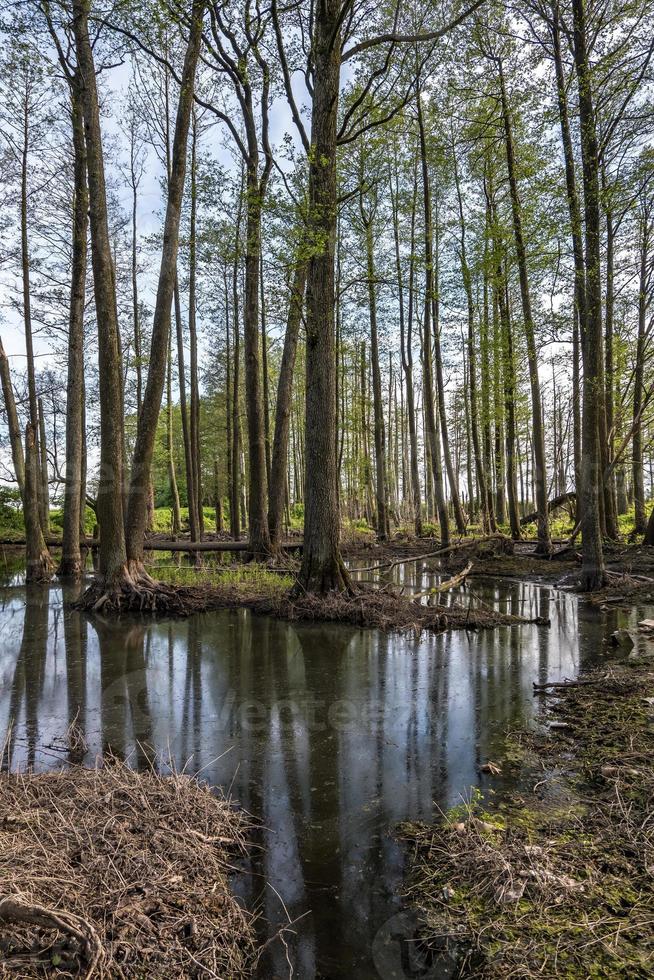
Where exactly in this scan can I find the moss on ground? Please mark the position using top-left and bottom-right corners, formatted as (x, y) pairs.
(402, 662), (654, 979)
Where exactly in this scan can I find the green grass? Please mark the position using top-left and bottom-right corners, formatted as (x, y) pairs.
(147, 560), (293, 595)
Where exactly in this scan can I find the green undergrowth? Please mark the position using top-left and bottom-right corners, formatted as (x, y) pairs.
(402, 661), (654, 978)
(147, 560), (294, 596)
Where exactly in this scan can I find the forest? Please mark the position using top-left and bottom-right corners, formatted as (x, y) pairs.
(0, 0), (653, 978)
(0, 0), (650, 604)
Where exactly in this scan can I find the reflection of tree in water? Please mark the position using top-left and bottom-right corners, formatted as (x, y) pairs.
(5, 585), (50, 768)
(94, 618), (153, 769)
(61, 583), (88, 742)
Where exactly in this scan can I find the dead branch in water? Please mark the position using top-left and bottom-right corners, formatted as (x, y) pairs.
(356, 535), (511, 574)
(409, 562), (473, 603)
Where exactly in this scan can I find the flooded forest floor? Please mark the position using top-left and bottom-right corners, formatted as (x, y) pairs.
(402, 652), (654, 979)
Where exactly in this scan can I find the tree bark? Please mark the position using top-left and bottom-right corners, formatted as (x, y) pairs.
(498, 58), (551, 554)
(392, 158), (422, 535)
(295, 0), (351, 592)
(243, 158), (272, 556)
(571, 0), (607, 588)
(125, 1), (204, 565)
(0, 338), (25, 498)
(73, 0), (127, 586)
(633, 213), (649, 534)
(418, 93), (449, 546)
(361, 198), (390, 540)
(60, 81), (87, 577)
(24, 423), (53, 582)
(269, 254), (306, 546)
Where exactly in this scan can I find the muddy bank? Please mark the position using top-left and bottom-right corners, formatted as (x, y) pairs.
(0, 759), (255, 978)
(75, 576), (549, 632)
(402, 653), (654, 978)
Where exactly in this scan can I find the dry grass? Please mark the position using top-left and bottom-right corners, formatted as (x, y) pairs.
(402, 665), (654, 978)
(0, 757), (255, 978)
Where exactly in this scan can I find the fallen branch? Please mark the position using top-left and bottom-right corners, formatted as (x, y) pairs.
(0, 896), (104, 977)
(520, 492), (576, 527)
(357, 535), (510, 574)
(410, 562), (473, 603)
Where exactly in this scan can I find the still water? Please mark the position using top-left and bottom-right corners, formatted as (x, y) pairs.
(0, 558), (649, 979)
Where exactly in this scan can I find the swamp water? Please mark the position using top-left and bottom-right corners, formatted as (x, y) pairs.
(0, 557), (651, 979)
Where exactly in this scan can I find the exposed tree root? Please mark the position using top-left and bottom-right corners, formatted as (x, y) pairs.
(26, 548), (54, 584)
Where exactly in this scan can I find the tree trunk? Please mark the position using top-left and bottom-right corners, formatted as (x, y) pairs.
(0, 338), (25, 498)
(432, 192), (466, 533)
(243, 159), (272, 557)
(418, 94), (449, 547)
(260, 258), (272, 488)
(362, 206), (390, 540)
(125, 1), (204, 565)
(499, 272), (521, 538)
(188, 115), (203, 539)
(633, 215), (649, 534)
(24, 424), (53, 582)
(571, 0), (607, 588)
(20, 79), (44, 534)
(393, 160), (422, 536)
(73, 0), (127, 587)
(295, 0), (351, 592)
(166, 331), (181, 537)
(60, 81), (87, 577)
(498, 59), (551, 554)
(454, 154), (487, 532)
(269, 255), (306, 546)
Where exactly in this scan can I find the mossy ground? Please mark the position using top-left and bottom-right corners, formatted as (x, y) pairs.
(402, 662), (654, 978)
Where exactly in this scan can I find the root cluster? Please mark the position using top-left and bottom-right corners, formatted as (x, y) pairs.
(73, 572), (548, 632)
(0, 760), (255, 978)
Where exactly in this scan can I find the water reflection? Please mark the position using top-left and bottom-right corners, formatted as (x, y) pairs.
(0, 577), (651, 978)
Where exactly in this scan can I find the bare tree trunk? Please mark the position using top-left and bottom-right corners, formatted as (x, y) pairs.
(20, 79), (45, 535)
(73, 0), (128, 587)
(166, 332), (181, 537)
(188, 114), (203, 538)
(269, 255), (306, 546)
(243, 158), (272, 556)
(260, 258), (272, 488)
(602, 174), (618, 537)
(432, 193), (466, 533)
(571, 0), (607, 588)
(24, 424), (53, 582)
(37, 398), (49, 535)
(231, 213), (242, 541)
(454, 153), (487, 532)
(498, 59), (551, 554)
(361, 201), (390, 540)
(633, 216), (649, 534)
(551, 2), (585, 522)
(0, 338), (25, 498)
(295, 0), (351, 592)
(125, 2), (204, 565)
(60, 82), (87, 576)
(214, 458), (223, 534)
(500, 271), (521, 538)
(418, 94), (449, 546)
(392, 158), (422, 535)
(175, 280), (198, 542)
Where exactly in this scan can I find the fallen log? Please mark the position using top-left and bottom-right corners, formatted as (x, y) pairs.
(0, 537), (303, 554)
(520, 492), (576, 527)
